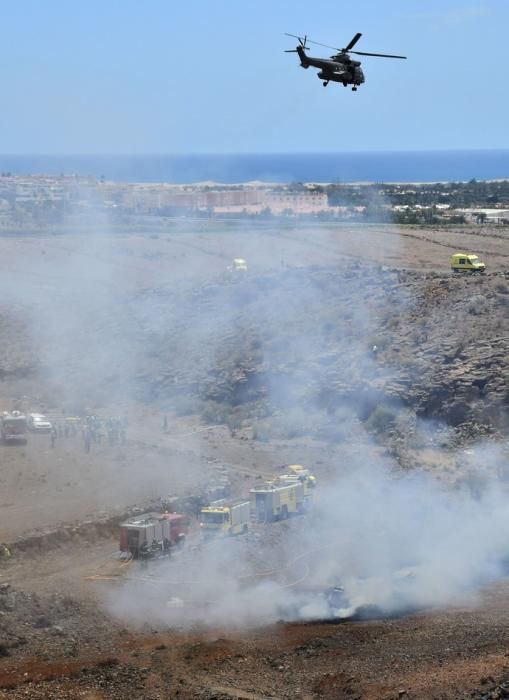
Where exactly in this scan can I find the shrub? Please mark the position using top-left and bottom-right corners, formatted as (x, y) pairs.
(365, 405), (397, 434)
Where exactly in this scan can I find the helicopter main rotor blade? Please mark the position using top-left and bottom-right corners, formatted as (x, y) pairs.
(344, 32), (362, 51)
(350, 50), (406, 59)
(284, 32), (406, 59)
(284, 49), (299, 53)
(302, 38), (341, 51)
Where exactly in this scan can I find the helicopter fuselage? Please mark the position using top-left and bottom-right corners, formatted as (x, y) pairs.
(297, 46), (365, 87)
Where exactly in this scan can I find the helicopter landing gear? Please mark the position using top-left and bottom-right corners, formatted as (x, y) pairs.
(322, 80), (329, 87)
(352, 86), (358, 91)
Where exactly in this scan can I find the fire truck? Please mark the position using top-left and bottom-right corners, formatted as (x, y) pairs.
(278, 469), (316, 506)
(250, 480), (306, 523)
(1, 411), (28, 444)
(119, 512), (188, 558)
(200, 499), (250, 538)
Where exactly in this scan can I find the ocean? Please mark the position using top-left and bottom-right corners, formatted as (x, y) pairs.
(0, 150), (508, 184)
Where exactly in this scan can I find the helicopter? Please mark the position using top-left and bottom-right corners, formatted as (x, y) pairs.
(285, 32), (406, 90)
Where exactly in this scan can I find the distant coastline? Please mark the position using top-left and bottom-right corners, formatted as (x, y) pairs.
(0, 173), (508, 228)
(0, 150), (508, 185)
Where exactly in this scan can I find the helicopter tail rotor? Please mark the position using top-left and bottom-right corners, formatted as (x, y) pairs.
(284, 33), (309, 51)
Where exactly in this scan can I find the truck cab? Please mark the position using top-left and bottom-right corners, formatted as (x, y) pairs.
(200, 499), (250, 537)
(451, 252), (485, 273)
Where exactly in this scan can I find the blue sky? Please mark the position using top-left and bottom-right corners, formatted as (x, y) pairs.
(0, 0), (506, 154)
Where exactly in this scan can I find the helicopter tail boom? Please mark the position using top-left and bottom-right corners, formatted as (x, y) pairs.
(296, 45), (309, 68)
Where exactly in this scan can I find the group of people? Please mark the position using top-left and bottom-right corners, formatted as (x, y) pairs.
(49, 415), (128, 452)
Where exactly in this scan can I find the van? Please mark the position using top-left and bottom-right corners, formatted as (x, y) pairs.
(27, 413), (53, 433)
(450, 253), (485, 274)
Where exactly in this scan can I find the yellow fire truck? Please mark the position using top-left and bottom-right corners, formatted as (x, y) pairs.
(250, 480), (306, 523)
(200, 498), (250, 538)
(278, 472), (316, 508)
(287, 464), (306, 474)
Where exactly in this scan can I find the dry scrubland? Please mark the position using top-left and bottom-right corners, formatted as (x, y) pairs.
(1, 222), (509, 698)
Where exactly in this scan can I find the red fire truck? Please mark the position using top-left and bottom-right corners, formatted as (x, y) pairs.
(119, 512), (189, 558)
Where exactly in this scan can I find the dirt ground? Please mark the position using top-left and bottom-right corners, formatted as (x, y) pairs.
(1, 222), (509, 698)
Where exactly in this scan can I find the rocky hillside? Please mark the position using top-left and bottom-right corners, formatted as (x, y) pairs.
(0, 264), (507, 445)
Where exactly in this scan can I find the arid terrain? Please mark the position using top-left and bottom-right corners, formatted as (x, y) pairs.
(1, 221), (509, 699)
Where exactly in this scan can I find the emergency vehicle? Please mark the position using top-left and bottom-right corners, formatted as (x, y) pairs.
(200, 499), (250, 537)
(250, 481), (305, 523)
(1, 411), (28, 444)
(119, 512), (188, 558)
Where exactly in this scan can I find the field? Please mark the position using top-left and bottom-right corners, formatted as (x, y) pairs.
(1, 221), (509, 699)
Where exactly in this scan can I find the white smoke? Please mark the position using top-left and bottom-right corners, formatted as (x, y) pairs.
(2, 178), (505, 628)
(102, 200), (509, 629)
(105, 439), (509, 629)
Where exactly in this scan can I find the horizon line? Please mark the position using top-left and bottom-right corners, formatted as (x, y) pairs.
(0, 148), (508, 158)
